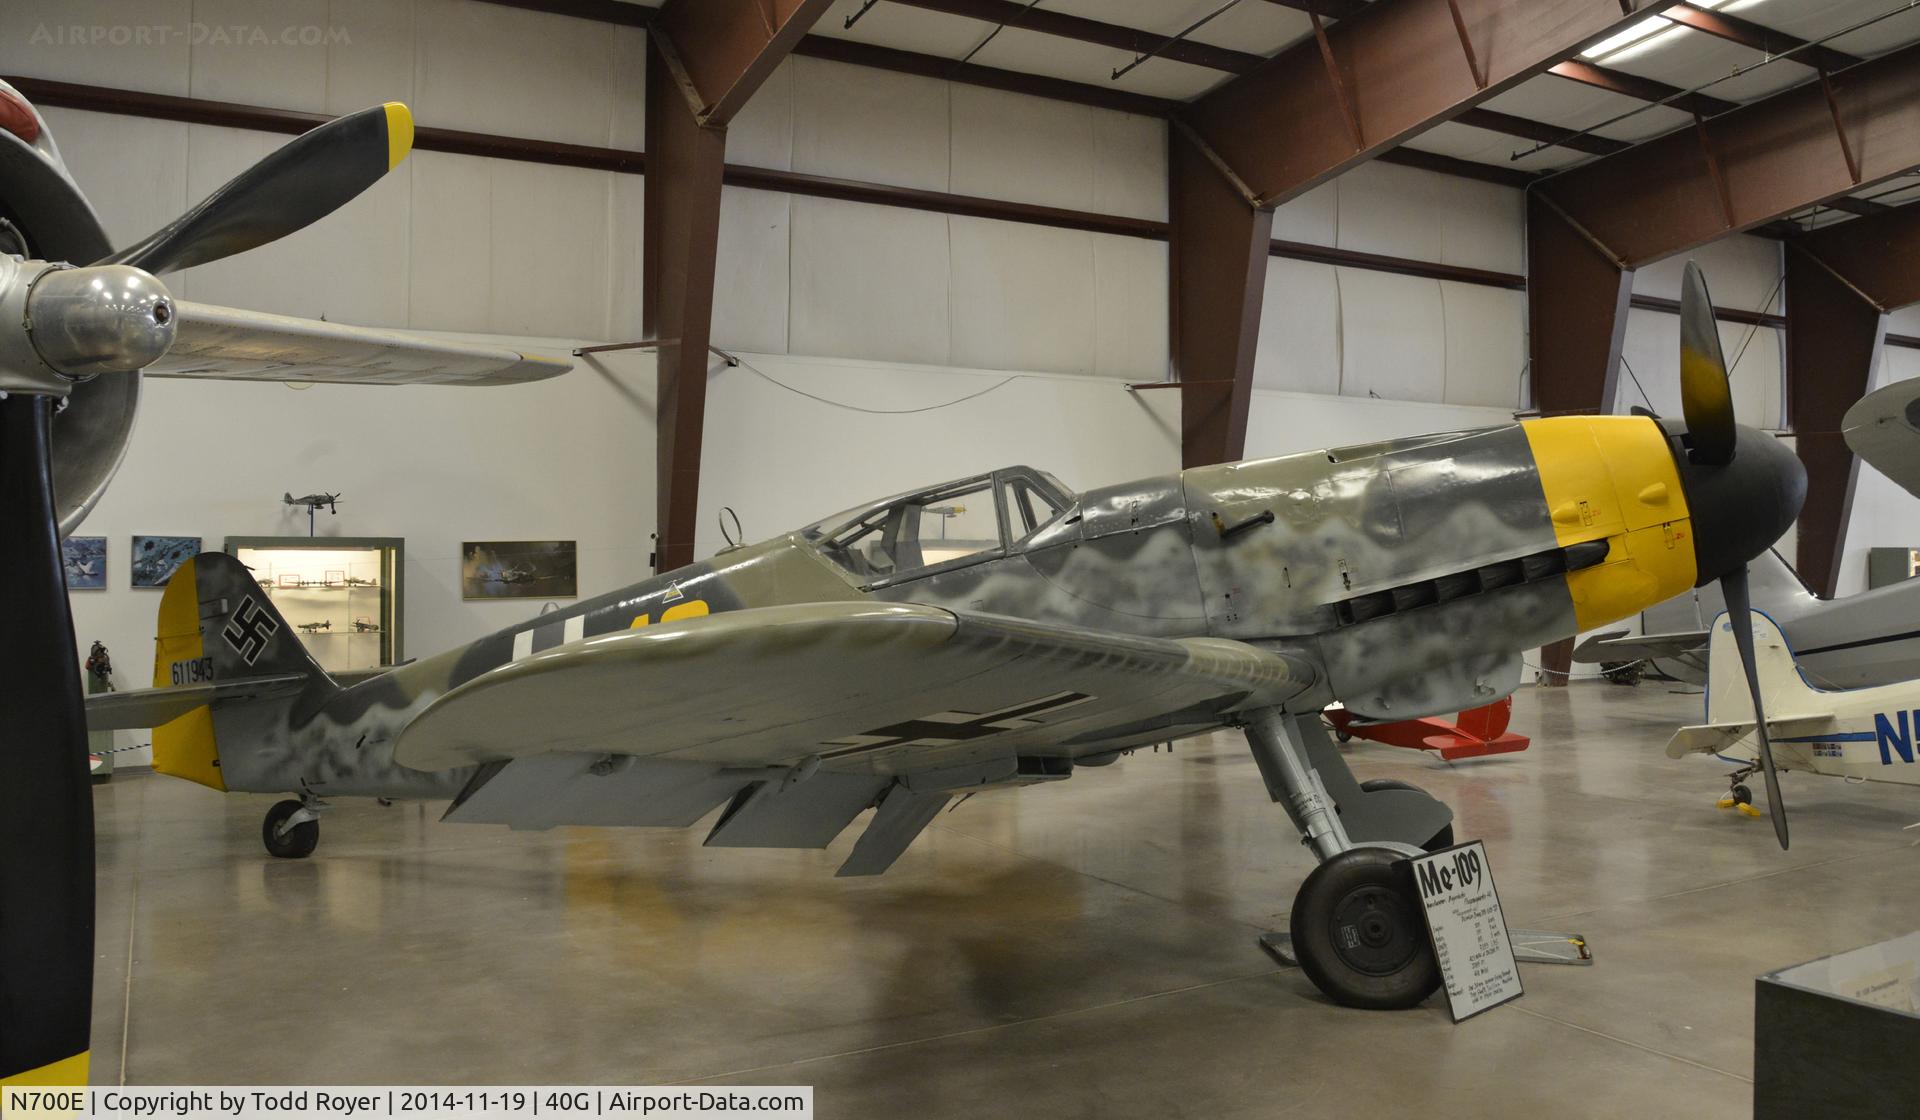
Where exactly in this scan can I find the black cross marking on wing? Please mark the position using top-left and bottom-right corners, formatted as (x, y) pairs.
(222, 596), (279, 666)
(821, 691), (1094, 756)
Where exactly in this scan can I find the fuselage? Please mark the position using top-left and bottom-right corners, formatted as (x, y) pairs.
(212, 414), (1790, 801)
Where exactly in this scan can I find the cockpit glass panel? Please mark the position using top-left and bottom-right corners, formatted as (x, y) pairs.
(812, 476), (1003, 581)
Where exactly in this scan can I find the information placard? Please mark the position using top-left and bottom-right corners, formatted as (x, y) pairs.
(1406, 839), (1522, 1022)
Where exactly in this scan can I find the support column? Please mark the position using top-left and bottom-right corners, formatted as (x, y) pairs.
(1785, 245), (1885, 598)
(1169, 127), (1272, 468)
(642, 0), (834, 572)
(643, 37), (727, 573)
(1526, 191), (1632, 417)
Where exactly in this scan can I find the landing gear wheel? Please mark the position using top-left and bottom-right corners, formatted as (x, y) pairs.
(1357, 778), (1455, 852)
(1289, 847), (1440, 1010)
(262, 799), (319, 859)
(1731, 783), (1752, 806)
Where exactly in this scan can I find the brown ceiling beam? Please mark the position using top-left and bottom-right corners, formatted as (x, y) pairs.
(789, 35), (1177, 115)
(1822, 196), (1893, 217)
(1548, 58), (1736, 116)
(1455, 107), (1628, 155)
(1260, 0), (1372, 17)
(1180, 0), (1682, 208)
(1374, 146), (1538, 188)
(883, 0), (1266, 74)
(1535, 41), (1920, 268)
(1663, 3), (1861, 72)
(657, 0), (835, 125)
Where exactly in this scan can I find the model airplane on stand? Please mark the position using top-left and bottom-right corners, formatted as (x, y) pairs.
(1576, 376), (1920, 691)
(90, 263), (1806, 1011)
(0, 81), (569, 1087)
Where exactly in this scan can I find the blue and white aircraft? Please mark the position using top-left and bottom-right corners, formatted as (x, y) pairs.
(1668, 610), (1920, 817)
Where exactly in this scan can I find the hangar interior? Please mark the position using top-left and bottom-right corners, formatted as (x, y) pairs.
(7, 0), (1920, 1114)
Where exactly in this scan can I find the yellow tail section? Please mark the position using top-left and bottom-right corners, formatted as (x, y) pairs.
(150, 557), (225, 791)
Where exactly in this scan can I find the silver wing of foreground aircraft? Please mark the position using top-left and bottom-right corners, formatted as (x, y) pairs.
(1577, 376), (1920, 690)
(0, 80), (568, 1085)
(89, 262), (1811, 1014)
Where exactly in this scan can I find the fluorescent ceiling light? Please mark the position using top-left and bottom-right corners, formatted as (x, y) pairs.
(1581, 0), (1746, 62)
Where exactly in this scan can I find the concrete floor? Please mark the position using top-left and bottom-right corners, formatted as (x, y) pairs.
(90, 681), (1920, 1116)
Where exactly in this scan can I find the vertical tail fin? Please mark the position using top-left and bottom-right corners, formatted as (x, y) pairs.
(151, 553), (333, 789)
(1704, 610), (1821, 724)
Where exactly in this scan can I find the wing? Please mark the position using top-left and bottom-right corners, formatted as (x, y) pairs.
(85, 674), (308, 730)
(397, 602), (1315, 875)
(149, 301), (570, 386)
(1572, 628), (1709, 664)
(1665, 715), (1835, 759)
(1843, 377), (1920, 501)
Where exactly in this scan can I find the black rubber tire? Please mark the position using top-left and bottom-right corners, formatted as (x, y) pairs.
(262, 799), (319, 859)
(1289, 847), (1440, 1010)
(1731, 783), (1753, 806)
(1357, 778), (1454, 852)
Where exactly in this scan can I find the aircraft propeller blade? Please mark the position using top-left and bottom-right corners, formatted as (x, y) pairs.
(95, 102), (413, 275)
(1721, 566), (1789, 850)
(1679, 261), (1737, 466)
(0, 397), (94, 1085)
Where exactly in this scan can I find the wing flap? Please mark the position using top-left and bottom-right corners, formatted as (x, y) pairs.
(394, 602), (1315, 773)
(152, 301), (570, 386)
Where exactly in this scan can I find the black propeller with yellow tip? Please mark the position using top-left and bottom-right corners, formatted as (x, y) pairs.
(0, 99), (413, 1086)
(1665, 260), (1806, 850)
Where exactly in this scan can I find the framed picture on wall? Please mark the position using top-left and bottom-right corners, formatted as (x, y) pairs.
(461, 540), (578, 600)
(130, 535), (201, 589)
(63, 536), (106, 590)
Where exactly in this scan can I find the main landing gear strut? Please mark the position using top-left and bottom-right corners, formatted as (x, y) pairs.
(1243, 708), (1589, 1009)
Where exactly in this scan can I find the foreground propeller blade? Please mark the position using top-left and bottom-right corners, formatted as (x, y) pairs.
(0, 397), (93, 1086)
(1722, 566), (1789, 850)
(1679, 260), (1737, 466)
(96, 102), (413, 275)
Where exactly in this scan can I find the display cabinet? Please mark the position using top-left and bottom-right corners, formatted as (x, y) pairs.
(225, 536), (404, 673)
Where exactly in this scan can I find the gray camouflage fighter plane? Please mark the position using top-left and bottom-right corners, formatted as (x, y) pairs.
(1576, 375), (1920, 689)
(90, 263), (1808, 1011)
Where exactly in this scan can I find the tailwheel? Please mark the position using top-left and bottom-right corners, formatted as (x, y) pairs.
(1717, 779), (1762, 817)
(1289, 847), (1439, 1010)
(262, 798), (320, 859)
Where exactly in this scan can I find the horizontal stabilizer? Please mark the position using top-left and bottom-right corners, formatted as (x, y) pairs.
(1573, 629), (1709, 664)
(443, 754), (746, 830)
(1666, 715), (1835, 759)
(84, 674), (307, 730)
(154, 301), (571, 386)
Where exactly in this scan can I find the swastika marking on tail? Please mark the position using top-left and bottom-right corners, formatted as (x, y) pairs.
(222, 596), (279, 665)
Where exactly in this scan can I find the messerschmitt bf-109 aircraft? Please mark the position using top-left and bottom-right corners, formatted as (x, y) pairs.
(1577, 375), (1920, 690)
(0, 82), (569, 1087)
(90, 264), (1808, 1011)
(1668, 611), (1920, 812)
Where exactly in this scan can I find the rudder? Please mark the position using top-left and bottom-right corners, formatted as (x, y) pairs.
(1704, 610), (1821, 725)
